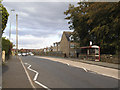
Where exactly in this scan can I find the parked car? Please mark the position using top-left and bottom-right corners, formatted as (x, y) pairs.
(29, 52), (34, 56)
(18, 53), (21, 56)
(22, 53), (27, 56)
(30, 53), (34, 56)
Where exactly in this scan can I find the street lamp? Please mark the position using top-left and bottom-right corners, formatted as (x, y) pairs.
(16, 14), (18, 56)
(9, 9), (15, 40)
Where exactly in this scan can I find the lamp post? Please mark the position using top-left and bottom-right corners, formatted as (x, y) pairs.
(9, 9), (15, 40)
(16, 14), (18, 56)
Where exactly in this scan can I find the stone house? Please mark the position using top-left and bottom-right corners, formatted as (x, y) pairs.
(59, 31), (79, 57)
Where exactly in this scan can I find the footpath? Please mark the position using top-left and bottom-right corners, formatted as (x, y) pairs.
(65, 57), (119, 70)
(36, 56), (120, 80)
(2, 56), (33, 89)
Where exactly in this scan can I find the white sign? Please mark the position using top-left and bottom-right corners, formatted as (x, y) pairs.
(90, 41), (92, 46)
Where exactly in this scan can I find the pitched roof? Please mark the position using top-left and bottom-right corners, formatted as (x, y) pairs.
(63, 31), (72, 41)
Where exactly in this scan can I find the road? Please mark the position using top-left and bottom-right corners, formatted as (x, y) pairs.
(20, 56), (118, 89)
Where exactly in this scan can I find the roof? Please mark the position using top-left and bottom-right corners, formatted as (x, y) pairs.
(63, 31), (72, 41)
(80, 45), (100, 49)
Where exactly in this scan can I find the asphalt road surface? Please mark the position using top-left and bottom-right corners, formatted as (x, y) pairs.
(21, 56), (118, 89)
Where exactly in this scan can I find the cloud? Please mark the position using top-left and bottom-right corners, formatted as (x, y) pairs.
(2, 2), (76, 49)
(3, 0), (79, 2)
(11, 34), (63, 49)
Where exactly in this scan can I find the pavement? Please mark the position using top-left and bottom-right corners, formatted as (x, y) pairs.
(2, 56), (33, 89)
(45, 56), (119, 70)
(68, 57), (119, 70)
(0, 65), (2, 90)
(2, 56), (119, 89)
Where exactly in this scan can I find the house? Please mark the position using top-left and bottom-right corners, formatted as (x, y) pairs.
(59, 31), (79, 57)
(41, 31), (79, 57)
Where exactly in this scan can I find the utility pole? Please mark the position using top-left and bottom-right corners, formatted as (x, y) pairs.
(9, 20), (11, 40)
(9, 9), (15, 40)
(16, 14), (18, 56)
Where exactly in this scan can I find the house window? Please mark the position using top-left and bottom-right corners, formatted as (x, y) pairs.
(70, 43), (75, 48)
(58, 48), (60, 51)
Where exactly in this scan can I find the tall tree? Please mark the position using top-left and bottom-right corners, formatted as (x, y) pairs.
(0, 1), (9, 61)
(64, 2), (120, 54)
(0, 1), (9, 37)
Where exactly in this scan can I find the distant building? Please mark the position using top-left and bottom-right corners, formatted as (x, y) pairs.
(41, 31), (79, 57)
(53, 42), (60, 52)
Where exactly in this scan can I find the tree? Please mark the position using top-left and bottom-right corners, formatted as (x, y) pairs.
(2, 37), (13, 59)
(0, 1), (9, 37)
(0, 2), (9, 60)
(64, 2), (120, 54)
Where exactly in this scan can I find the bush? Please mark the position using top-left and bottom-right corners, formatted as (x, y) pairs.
(2, 37), (13, 60)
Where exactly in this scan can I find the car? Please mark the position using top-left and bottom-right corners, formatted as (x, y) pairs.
(30, 53), (34, 56)
(29, 52), (34, 56)
(18, 53), (21, 56)
(22, 53), (27, 56)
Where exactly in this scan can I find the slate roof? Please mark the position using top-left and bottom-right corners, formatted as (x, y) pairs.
(63, 31), (72, 41)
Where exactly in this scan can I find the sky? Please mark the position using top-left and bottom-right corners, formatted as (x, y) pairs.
(2, 1), (78, 49)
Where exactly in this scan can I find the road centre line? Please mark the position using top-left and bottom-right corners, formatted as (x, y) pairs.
(24, 63), (39, 81)
(35, 81), (51, 90)
(18, 57), (36, 89)
(24, 63), (51, 90)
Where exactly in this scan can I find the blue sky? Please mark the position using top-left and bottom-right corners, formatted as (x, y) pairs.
(2, 1), (77, 49)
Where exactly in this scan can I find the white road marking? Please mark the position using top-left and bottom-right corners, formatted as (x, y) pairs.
(24, 63), (51, 90)
(66, 63), (69, 66)
(19, 57), (36, 89)
(35, 81), (51, 90)
(24, 63), (39, 81)
(82, 67), (88, 72)
(89, 71), (97, 74)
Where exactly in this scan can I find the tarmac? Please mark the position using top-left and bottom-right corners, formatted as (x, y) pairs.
(2, 56), (120, 89)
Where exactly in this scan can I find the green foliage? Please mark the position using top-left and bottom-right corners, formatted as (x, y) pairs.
(2, 37), (13, 56)
(64, 2), (120, 54)
(0, 2), (9, 35)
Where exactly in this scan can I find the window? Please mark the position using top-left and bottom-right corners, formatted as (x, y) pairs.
(70, 43), (75, 48)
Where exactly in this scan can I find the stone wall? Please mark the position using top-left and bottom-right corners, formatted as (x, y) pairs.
(35, 51), (64, 57)
(100, 54), (119, 64)
(34, 51), (119, 64)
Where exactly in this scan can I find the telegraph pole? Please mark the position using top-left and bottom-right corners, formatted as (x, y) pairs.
(16, 14), (18, 56)
(9, 9), (15, 40)
(9, 20), (11, 40)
